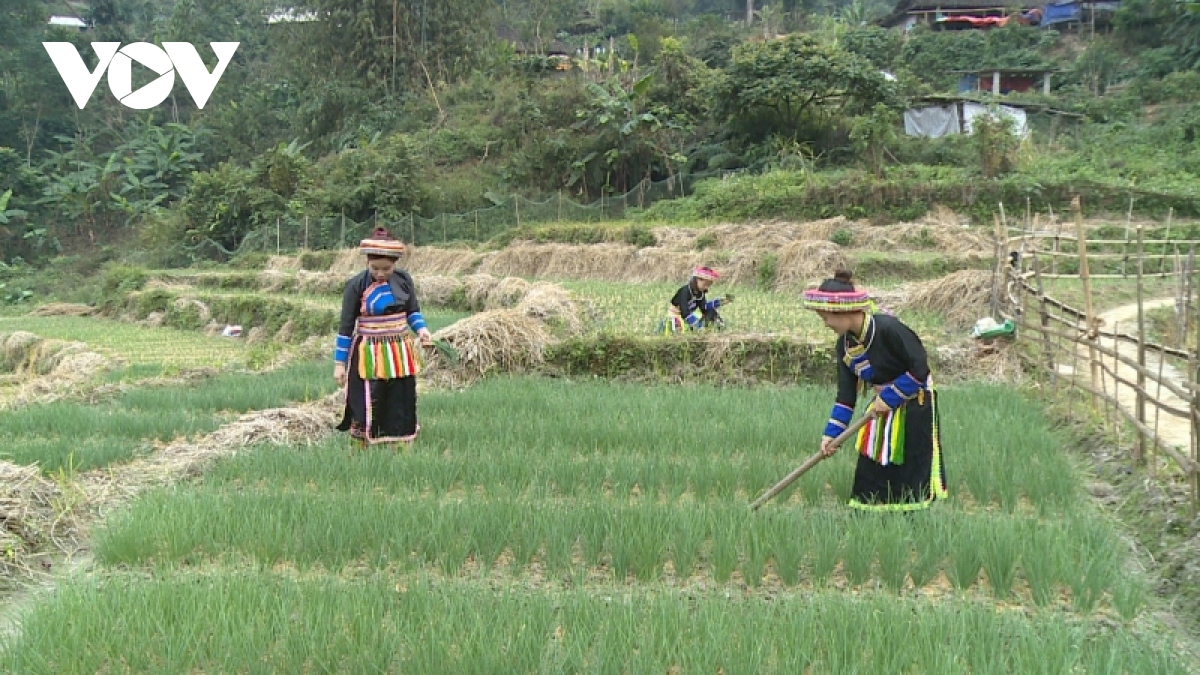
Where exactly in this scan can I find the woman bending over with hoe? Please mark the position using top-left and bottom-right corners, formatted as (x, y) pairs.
(805, 270), (948, 511)
(334, 228), (434, 449)
(661, 266), (733, 334)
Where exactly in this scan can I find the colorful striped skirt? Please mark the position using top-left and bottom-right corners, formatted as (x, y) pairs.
(354, 314), (422, 380)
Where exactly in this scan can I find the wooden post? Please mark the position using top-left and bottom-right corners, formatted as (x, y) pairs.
(514, 196), (521, 228)
(1162, 207), (1174, 275)
(340, 210), (346, 248)
(1073, 196), (1100, 412)
(1051, 208), (1061, 276)
(1122, 196), (1134, 277)
(1136, 223), (1147, 466)
(475, 210), (479, 241)
(442, 212), (447, 243)
(1034, 252), (1055, 378)
(557, 190), (562, 222)
(1111, 320), (1121, 438)
(409, 213), (415, 246)
(991, 213), (1005, 318)
(276, 217), (280, 255)
(1190, 246), (1200, 515)
(304, 215), (309, 250)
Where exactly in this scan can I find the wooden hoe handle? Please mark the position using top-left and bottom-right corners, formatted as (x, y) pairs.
(750, 412), (875, 511)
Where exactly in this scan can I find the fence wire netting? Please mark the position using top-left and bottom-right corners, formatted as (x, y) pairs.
(193, 170), (737, 258)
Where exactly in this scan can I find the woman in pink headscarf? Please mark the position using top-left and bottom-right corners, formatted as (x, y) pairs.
(661, 266), (732, 334)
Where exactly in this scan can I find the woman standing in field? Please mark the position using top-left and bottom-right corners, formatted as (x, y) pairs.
(805, 269), (948, 510)
(334, 228), (433, 448)
(661, 266), (732, 334)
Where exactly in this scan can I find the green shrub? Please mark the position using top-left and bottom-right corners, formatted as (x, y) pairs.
(830, 229), (854, 247)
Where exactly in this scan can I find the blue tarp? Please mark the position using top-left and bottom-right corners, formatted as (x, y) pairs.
(1040, 1), (1122, 26)
(1041, 1), (1082, 26)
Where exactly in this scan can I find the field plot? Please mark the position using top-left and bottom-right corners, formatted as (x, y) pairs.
(561, 280), (948, 339)
(0, 361), (336, 474)
(1, 377), (1189, 673)
(0, 315), (248, 370)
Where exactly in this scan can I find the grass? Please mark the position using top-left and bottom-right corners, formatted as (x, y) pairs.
(0, 361), (336, 473)
(559, 279), (948, 340)
(0, 315), (248, 369)
(0, 376), (1190, 671)
(4, 573), (1187, 675)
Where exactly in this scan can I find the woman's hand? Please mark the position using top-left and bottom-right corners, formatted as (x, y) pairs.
(334, 362), (347, 387)
(820, 435), (837, 458)
(870, 397), (892, 417)
(417, 328), (434, 346)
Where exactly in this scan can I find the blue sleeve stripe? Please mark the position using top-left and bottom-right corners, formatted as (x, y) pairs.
(407, 312), (427, 331)
(879, 386), (904, 410)
(830, 403), (853, 425)
(685, 313), (701, 327)
(825, 421), (847, 438)
(893, 372), (923, 397)
(335, 335), (352, 349)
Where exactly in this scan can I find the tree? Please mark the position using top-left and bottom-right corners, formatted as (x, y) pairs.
(713, 34), (897, 144)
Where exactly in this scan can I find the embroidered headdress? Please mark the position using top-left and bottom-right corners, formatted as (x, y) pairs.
(802, 269), (876, 313)
(359, 227), (405, 259)
(692, 266), (719, 282)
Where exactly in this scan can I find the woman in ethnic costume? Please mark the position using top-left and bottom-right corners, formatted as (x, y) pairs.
(334, 228), (433, 448)
(805, 270), (948, 511)
(660, 266), (733, 334)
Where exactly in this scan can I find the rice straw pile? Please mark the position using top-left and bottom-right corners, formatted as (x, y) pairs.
(30, 303), (95, 317)
(901, 270), (995, 328)
(425, 310), (554, 386)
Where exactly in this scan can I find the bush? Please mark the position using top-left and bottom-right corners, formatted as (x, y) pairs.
(757, 253), (778, 290)
(830, 229), (854, 247)
(623, 225), (657, 248)
(101, 265), (148, 296)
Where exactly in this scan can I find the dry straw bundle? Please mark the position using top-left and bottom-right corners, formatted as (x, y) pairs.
(0, 460), (77, 581)
(413, 275), (464, 307)
(901, 270), (994, 329)
(30, 303), (94, 317)
(425, 310), (555, 386)
(517, 282), (584, 335)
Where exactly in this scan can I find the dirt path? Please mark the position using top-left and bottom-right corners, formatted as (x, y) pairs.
(1060, 297), (1193, 453)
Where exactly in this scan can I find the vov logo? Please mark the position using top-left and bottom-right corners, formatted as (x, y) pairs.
(42, 42), (239, 110)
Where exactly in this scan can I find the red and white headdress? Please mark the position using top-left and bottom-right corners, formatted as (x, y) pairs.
(692, 266), (719, 282)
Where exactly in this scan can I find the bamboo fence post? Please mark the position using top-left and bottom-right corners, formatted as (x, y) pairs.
(992, 213), (1004, 318)
(1073, 196), (1099, 412)
(1051, 206), (1060, 276)
(1068, 320), (1080, 423)
(1122, 196), (1134, 277)
(304, 215), (309, 250)
(1191, 247), (1200, 515)
(1034, 252), (1055, 379)
(442, 212), (447, 243)
(409, 213), (415, 245)
(1136, 223), (1148, 467)
(514, 195), (521, 228)
(340, 210), (346, 248)
(276, 217), (280, 255)
(1161, 207), (1174, 274)
(1111, 320), (1121, 439)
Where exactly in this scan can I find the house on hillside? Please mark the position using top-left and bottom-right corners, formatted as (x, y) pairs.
(47, 16), (88, 29)
(497, 26), (574, 71)
(880, 0), (1033, 31)
(879, 0), (1122, 31)
(266, 7), (321, 24)
(955, 67), (1059, 94)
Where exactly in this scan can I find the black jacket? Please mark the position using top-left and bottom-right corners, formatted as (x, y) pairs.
(337, 269), (420, 336)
